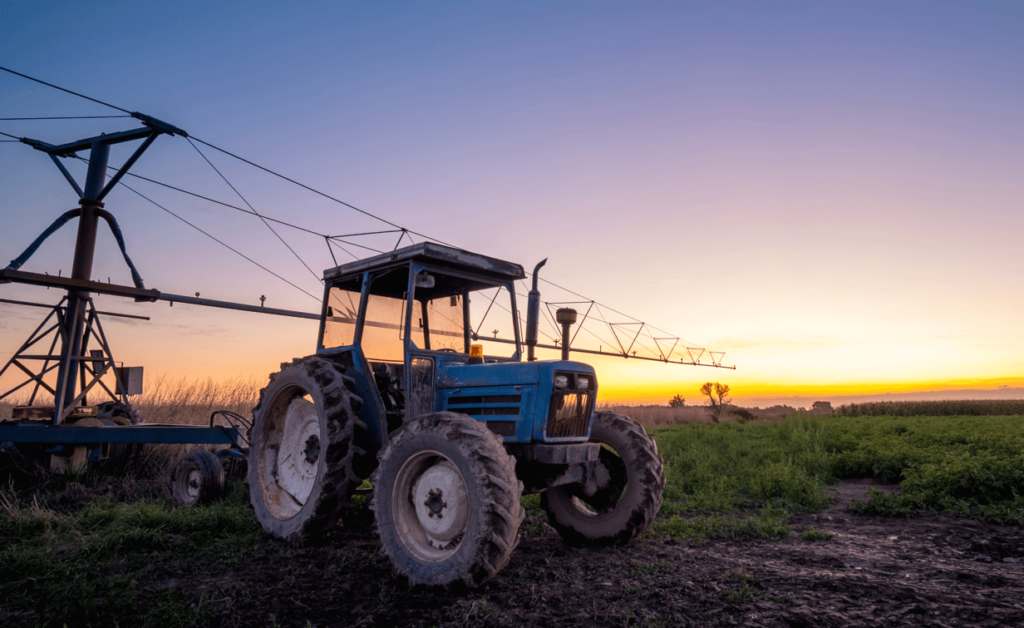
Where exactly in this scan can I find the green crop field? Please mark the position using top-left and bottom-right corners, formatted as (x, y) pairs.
(650, 413), (1024, 540)
(836, 399), (1024, 417)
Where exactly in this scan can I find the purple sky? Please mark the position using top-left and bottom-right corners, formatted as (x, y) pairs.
(1, 1), (1022, 404)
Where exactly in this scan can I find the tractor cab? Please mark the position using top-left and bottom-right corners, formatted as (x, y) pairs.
(316, 242), (597, 448)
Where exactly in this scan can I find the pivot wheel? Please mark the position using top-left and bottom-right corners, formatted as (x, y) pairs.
(541, 412), (665, 546)
(247, 356), (369, 541)
(171, 450), (225, 506)
(97, 400), (140, 425)
(371, 412), (524, 587)
(97, 402), (146, 461)
(66, 417), (131, 468)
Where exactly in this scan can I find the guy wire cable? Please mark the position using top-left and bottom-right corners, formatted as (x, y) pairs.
(2, 65), (728, 364)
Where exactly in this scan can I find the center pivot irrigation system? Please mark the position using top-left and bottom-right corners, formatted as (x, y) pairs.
(1, 68), (734, 585)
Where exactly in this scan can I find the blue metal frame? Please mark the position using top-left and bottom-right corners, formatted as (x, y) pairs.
(0, 423), (243, 446)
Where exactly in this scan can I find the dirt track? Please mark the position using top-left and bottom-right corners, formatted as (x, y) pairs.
(160, 480), (1024, 627)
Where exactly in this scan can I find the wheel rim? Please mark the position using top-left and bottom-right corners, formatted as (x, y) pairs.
(392, 450), (470, 562)
(568, 444), (628, 516)
(255, 387), (322, 520)
(186, 468), (202, 498)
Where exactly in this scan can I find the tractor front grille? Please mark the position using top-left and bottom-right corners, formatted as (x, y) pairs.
(446, 393), (522, 439)
(547, 390), (593, 438)
(446, 394), (521, 416)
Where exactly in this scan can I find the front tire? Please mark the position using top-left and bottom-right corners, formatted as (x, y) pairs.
(371, 412), (524, 587)
(541, 412), (665, 546)
(247, 357), (369, 541)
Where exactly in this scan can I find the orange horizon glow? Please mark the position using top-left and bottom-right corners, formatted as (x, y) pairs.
(597, 376), (1024, 407)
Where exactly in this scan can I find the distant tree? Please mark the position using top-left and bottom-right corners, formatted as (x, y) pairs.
(700, 382), (717, 407)
(669, 395), (686, 408)
(811, 401), (834, 414)
(714, 383), (731, 406)
(700, 382), (732, 422)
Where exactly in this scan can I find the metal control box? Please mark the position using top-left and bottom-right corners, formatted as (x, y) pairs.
(114, 366), (144, 396)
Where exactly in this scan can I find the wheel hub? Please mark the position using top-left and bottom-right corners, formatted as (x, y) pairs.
(275, 397), (321, 508)
(303, 434), (320, 465)
(411, 461), (469, 548)
(187, 469), (201, 498)
(424, 488), (447, 517)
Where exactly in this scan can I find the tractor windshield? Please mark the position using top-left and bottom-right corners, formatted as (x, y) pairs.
(411, 285), (517, 358)
(320, 265), (520, 360)
(420, 294), (464, 352)
(467, 286), (518, 359)
(411, 270), (519, 359)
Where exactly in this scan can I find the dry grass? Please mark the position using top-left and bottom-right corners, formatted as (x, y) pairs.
(601, 404), (808, 429)
(130, 375), (261, 426)
(0, 376), (261, 425)
(600, 404), (717, 428)
(129, 376), (263, 462)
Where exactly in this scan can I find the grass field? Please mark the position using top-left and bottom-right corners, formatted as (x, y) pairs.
(3, 396), (1023, 625)
(649, 413), (1024, 543)
(836, 399), (1024, 417)
(0, 473), (263, 627)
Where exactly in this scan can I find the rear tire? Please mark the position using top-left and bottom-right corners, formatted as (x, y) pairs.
(247, 356), (370, 541)
(541, 412), (664, 546)
(371, 412), (524, 587)
(171, 450), (225, 505)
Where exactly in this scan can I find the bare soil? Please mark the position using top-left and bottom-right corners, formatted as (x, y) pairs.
(159, 480), (1024, 627)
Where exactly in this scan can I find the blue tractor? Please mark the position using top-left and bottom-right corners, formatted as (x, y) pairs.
(246, 242), (665, 586)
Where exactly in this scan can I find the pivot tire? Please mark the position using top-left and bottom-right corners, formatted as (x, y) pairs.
(541, 412), (664, 546)
(371, 412), (524, 587)
(171, 450), (225, 505)
(97, 402), (146, 461)
(66, 417), (131, 468)
(97, 401), (140, 425)
(96, 418), (130, 466)
(247, 356), (370, 541)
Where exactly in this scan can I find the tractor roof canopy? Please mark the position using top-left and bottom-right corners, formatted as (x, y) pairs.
(323, 242), (526, 300)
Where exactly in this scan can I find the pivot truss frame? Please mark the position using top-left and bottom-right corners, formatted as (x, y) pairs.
(1, 114), (184, 425)
(0, 295), (131, 423)
(0, 114), (318, 451)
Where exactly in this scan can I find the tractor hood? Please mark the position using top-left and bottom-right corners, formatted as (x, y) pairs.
(437, 360), (596, 389)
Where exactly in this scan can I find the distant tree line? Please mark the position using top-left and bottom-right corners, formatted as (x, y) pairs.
(666, 385), (838, 423)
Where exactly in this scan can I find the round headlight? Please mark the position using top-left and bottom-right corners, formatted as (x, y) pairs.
(554, 375), (569, 389)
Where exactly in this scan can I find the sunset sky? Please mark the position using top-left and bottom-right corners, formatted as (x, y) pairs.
(1, 1), (1022, 407)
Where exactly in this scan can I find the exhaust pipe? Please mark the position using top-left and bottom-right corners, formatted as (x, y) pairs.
(525, 259), (547, 361)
